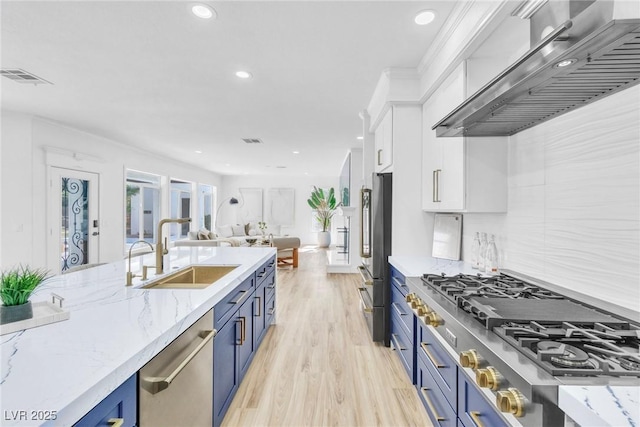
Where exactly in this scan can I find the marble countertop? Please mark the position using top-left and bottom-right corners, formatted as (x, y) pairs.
(559, 386), (640, 427)
(0, 246), (276, 427)
(389, 255), (640, 427)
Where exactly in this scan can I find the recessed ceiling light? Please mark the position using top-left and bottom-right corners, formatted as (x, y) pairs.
(554, 58), (578, 68)
(357, 136), (363, 140)
(225, 163), (231, 166)
(414, 10), (436, 25)
(235, 71), (252, 79)
(293, 151), (300, 154)
(191, 4), (215, 19)
(195, 150), (203, 154)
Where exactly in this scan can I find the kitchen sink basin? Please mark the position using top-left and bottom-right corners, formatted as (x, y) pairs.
(141, 265), (238, 289)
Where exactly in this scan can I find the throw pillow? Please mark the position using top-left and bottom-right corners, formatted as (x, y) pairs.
(188, 231), (199, 240)
(232, 224), (246, 236)
(217, 225), (233, 238)
(248, 229), (257, 237)
(198, 228), (211, 240)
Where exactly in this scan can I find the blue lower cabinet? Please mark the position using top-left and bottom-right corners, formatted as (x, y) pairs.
(457, 370), (509, 427)
(416, 357), (456, 427)
(238, 294), (255, 380)
(390, 310), (414, 382)
(74, 374), (136, 427)
(418, 323), (457, 406)
(213, 315), (240, 427)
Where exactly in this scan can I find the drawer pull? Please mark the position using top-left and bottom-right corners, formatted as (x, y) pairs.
(391, 276), (407, 289)
(237, 317), (246, 345)
(420, 387), (445, 422)
(391, 333), (406, 351)
(254, 296), (261, 317)
(392, 302), (409, 317)
(108, 419), (124, 427)
(268, 307), (275, 316)
(470, 411), (485, 427)
(421, 342), (446, 368)
(231, 290), (248, 305)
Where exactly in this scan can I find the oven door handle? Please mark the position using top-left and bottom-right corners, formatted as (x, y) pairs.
(356, 287), (373, 313)
(357, 265), (373, 286)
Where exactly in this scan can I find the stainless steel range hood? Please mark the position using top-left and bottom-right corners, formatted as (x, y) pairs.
(433, 0), (640, 137)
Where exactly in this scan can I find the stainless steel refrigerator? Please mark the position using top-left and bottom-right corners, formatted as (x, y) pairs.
(358, 172), (392, 346)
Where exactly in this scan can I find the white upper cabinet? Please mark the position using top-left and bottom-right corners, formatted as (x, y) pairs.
(422, 61), (508, 212)
(374, 108), (394, 172)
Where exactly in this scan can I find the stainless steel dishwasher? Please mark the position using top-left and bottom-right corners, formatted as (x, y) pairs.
(139, 309), (215, 426)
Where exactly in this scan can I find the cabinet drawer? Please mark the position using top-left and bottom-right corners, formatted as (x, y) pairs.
(390, 310), (414, 382)
(458, 370), (509, 427)
(256, 257), (276, 286)
(215, 275), (254, 328)
(390, 267), (408, 296)
(265, 293), (276, 326)
(418, 322), (456, 406)
(264, 271), (276, 302)
(74, 374), (137, 427)
(416, 357), (456, 427)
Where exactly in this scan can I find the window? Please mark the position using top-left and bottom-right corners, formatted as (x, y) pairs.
(125, 170), (161, 251)
(198, 184), (214, 231)
(170, 179), (193, 241)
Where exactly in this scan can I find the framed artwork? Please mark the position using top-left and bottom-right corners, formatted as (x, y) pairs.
(267, 188), (295, 226)
(238, 188), (263, 223)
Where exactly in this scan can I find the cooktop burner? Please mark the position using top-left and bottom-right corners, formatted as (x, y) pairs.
(422, 273), (565, 304)
(494, 320), (640, 377)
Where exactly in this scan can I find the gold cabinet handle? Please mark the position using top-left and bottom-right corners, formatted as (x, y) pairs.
(254, 296), (261, 317)
(231, 290), (248, 305)
(420, 388), (445, 422)
(140, 329), (216, 394)
(108, 419), (124, 427)
(421, 342), (446, 368)
(236, 317), (246, 345)
(470, 411), (485, 427)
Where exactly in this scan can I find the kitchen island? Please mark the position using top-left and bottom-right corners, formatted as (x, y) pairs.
(389, 255), (640, 427)
(0, 246), (276, 427)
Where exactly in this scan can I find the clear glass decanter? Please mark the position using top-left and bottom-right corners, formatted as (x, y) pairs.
(471, 232), (481, 269)
(485, 234), (499, 275)
(478, 232), (488, 272)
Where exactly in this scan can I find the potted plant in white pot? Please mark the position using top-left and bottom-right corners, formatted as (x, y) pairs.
(0, 265), (49, 325)
(307, 186), (340, 248)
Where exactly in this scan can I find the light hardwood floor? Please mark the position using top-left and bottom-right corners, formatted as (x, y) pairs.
(222, 246), (433, 427)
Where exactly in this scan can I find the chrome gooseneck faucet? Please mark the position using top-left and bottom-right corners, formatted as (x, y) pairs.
(127, 240), (154, 286)
(156, 217), (192, 275)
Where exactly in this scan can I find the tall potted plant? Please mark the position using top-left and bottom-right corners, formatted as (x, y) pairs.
(307, 186), (340, 248)
(0, 265), (49, 324)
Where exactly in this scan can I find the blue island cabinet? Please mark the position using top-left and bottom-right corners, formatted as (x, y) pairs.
(73, 374), (136, 427)
(213, 256), (276, 427)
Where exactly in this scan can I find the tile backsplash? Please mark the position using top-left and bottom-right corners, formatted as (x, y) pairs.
(464, 86), (640, 313)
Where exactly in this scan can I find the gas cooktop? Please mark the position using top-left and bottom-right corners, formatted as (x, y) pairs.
(422, 272), (640, 379)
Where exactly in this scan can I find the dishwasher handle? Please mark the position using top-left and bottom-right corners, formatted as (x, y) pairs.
(141, 329), (216, 395)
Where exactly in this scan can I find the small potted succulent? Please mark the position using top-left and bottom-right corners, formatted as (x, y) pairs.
(0, 265), (49, 325)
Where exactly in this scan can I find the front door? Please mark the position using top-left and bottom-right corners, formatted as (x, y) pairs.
(48, 168), (100, 273)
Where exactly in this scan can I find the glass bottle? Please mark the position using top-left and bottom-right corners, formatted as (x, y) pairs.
(471, 232), (481, 269)
(478, 232), (488, 272)
(485, 234), (499, 275)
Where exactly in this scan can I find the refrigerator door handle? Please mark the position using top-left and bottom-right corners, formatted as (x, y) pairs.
(357, 265), (373, 286)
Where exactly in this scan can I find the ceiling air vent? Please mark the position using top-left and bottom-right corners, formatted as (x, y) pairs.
(0, 69), (53, 85)
(242, 138), (263, 144)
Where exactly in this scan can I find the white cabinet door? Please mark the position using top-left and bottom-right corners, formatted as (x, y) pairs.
(422, 61), (507, 213)
(374, 108), (393, 172)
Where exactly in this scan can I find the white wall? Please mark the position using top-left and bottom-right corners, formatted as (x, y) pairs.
(463, 86), (640, 312)
(1, 111), (223, 271)
(220, 174), (340, 245)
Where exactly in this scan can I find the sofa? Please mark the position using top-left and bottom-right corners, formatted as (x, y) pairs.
(174, 223), (282, 248)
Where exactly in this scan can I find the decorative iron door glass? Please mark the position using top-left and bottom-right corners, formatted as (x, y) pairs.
(60, 178), (90, 272)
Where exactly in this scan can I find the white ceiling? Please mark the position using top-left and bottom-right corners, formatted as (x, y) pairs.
(1, 1), (457, 176)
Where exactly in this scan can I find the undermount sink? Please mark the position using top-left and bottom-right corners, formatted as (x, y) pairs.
(141, 265), (238, 289)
